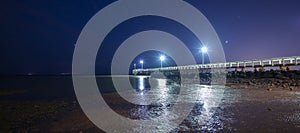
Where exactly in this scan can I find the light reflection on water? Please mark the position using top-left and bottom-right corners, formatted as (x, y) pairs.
(130, 76), (225, 132)
(82, 75), (300, 132)
(92, 75), (300, 132)
(138, 76), (145, 91)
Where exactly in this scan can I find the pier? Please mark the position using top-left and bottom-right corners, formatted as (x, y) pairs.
(133, 56), (300, 75)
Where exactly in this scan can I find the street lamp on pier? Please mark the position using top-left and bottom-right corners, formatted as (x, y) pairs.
(201, 46), (208, 64)
(140, 60), (144, 69)
(160, 55), (165, 68)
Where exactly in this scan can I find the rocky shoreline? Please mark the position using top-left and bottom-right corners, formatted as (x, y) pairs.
(226, 70), (300, 91)
(158, 69), (300, 91)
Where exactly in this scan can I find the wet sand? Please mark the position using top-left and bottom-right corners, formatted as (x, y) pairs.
(1, 76), (300, 132)
(45, 88), (300, 132)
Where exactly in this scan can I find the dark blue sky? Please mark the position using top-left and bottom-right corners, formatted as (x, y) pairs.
(1, 0), (300, 74)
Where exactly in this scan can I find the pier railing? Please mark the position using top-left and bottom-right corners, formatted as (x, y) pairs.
(133, 56), (300, 74)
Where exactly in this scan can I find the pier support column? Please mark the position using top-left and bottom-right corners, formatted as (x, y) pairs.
(286, 66), (290, 71)
(241, 67), (245, 72)
(261, 66), (265, 72)
(279, 65), (283, 70)
(235, 67), (239, 72)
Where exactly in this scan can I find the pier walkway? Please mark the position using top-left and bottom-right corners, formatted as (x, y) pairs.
(133, 56), (300, 74)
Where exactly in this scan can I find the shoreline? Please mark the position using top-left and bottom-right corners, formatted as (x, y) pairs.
(1, 86), (299, 132)
(1, 72), (300, 132)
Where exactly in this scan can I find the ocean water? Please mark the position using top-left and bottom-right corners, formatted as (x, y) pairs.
(0, 75), (143, 99)
(0, 75), (172, 99)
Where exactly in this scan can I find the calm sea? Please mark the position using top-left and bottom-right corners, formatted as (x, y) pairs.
(0, 75), (150, 100)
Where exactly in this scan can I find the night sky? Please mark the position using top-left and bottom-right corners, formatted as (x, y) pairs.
(1, 0), (300, 74)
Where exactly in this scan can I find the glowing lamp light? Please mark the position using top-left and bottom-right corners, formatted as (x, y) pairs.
(140, 60), (144, 69)
(201, 46), (208, 53)
(160, 55), (166, 68)
(160, 55), (166, 61)
(201, 46), (208, 64)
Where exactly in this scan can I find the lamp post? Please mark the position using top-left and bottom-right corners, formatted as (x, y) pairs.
(140, 60), (144, 69)
(201, 46), (208, 64)
(160, 55), (165, 68)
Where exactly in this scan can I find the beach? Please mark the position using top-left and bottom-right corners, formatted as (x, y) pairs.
(1, 74), (300, 132)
